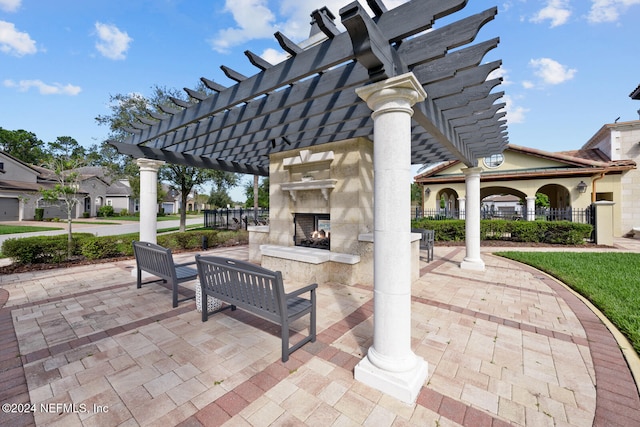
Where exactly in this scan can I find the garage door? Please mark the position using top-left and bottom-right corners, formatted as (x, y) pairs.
(0, 197), (19, 221)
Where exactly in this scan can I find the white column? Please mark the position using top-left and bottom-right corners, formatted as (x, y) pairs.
(353, 73), (428, 404)
(136, 158), (164, 244)
(526, 196), (536, 221)
(460, 167), (484, 271)
(458, 197), (466, 219)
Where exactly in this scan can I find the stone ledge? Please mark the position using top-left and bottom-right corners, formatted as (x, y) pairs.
(260, 245), (360, 265)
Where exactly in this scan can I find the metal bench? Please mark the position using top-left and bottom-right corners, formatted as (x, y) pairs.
(412, 228), (435, 262)
(195, 255), (317, 362)
(132, 241), (197, 308)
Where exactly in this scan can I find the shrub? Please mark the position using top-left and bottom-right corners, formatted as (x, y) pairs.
(120, 209), (129, 216)
(411, 218), (593, 245)
(98, 205), (115, 217)
(81, 237), (121, 260)
(2, 233), (93, 264)
(1, 229), (248, 267)
(34, 208), (44, 221)
(82, 212), (90, 218)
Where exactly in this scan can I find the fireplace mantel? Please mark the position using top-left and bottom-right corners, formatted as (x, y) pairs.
(281, 179), (337, 201)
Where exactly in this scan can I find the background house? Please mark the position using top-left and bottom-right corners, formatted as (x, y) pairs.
(0, 151), (45, 221)
(579, 120), (640, 236)
(0, 153), (137, 220)
(415, 121), (638, 237)
(105, 178), (137, 215)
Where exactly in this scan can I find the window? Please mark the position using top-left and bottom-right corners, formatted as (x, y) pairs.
(483, 153), (504, 168)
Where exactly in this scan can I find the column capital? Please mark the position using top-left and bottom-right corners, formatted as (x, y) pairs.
(136, 158), (165, 171)
(525, 196), (536, 201)
(356, 72), (427, 116)
(461, 166), (483, 176)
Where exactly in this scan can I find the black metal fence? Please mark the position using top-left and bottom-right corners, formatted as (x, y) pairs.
(415, 207), (593, 224)
(203, 208), (269, 230)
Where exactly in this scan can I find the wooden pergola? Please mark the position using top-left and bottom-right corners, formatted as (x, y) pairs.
(110, 0), (507, 176)
(111, 0), (508, 403)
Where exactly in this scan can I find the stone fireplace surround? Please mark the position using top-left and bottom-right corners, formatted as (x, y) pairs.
(248, 138), (420, 285)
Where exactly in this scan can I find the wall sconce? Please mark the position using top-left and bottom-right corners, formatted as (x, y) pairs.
(576, 181), (588, 193)
(424, 187), (431, 197)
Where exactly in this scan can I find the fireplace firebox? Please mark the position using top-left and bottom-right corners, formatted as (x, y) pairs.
(294, 213), (330, 250)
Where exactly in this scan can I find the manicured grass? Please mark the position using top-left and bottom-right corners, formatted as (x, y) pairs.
(497, 251), (640, 354)
(0, 225), (62, 234)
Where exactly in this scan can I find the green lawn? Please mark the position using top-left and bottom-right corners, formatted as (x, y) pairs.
(0, 225), (62, 234)
(497, 252), (640, 354)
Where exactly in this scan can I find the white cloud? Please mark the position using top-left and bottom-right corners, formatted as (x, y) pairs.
(0, 0), (20, 12)
(530, 0), (571, 27)
(261, 48), (289, 65)
(209, 0), (387, 53)
(529, 58), (576, 85)
(522, 81), (535, 89)
(0, 20), (37, 56)
(588, 0), (640, 23)
(94, 22), (132, 60)
(502, 94), (528, 124)
(487, 67), (511, 86)
(4, 79), (81, 95)
(209, 0), (277, 53)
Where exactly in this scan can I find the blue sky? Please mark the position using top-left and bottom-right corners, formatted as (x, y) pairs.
(1, 0), (640, 198)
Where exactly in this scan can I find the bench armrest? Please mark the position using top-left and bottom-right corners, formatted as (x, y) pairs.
(174, 260), (197, 268)
(286, 283), (318, 299)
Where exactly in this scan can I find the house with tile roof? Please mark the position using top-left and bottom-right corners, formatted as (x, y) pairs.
(414, 120), (639, 237)
(0, 152), (136, 220)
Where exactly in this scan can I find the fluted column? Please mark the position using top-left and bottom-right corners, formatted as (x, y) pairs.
(460, 167), (484, 270)
(136, 158), (164, 244)
(353, 73), (428, 404)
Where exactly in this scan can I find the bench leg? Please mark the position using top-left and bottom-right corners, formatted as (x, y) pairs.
(281, 324), (290, 363)
(202, 293), (209, 322)
(137, 268), (142, 289)
(172, 281), (178, 308)
(310, 294), (316, 342)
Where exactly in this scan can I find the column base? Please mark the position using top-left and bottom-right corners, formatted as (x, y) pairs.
(460, 258), (485, 271)
(354, 355), (428, 404)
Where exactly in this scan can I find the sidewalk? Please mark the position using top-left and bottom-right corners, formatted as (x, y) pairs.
(1, 241), (639, 426)
(0, 217), (205, 248)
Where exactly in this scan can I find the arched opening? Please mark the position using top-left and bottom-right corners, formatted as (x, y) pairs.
(435, 188), (460, 218)
(538, 184), (570, 209)
(480, 186), (527, 220)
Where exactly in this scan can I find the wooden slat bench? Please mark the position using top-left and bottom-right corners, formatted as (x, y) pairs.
(412, 228), (435, 262)
(195, 255), (317, 362)
(132, 241), (197, 308)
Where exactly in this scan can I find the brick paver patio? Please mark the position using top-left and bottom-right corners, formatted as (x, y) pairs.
(1, 241), (639, 426)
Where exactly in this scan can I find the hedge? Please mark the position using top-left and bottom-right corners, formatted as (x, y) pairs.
(1, 229), (249, 266)
(411, 219), (593, 245)
(2, 233), (94, 264)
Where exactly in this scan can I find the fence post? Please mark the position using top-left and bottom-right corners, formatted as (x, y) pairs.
(593, 201), (615, 245)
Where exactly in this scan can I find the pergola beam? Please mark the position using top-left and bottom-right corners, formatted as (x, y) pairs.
(108, 141), (268, 176)
(112, 0), (507, 175)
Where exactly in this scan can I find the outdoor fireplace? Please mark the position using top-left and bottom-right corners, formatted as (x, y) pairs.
(294, 213), (330, 250)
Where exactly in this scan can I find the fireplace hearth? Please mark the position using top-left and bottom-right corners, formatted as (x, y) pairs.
(294, 213), (330, 250)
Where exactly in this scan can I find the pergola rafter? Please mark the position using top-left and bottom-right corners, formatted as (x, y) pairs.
(110, 0), (508, 176)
